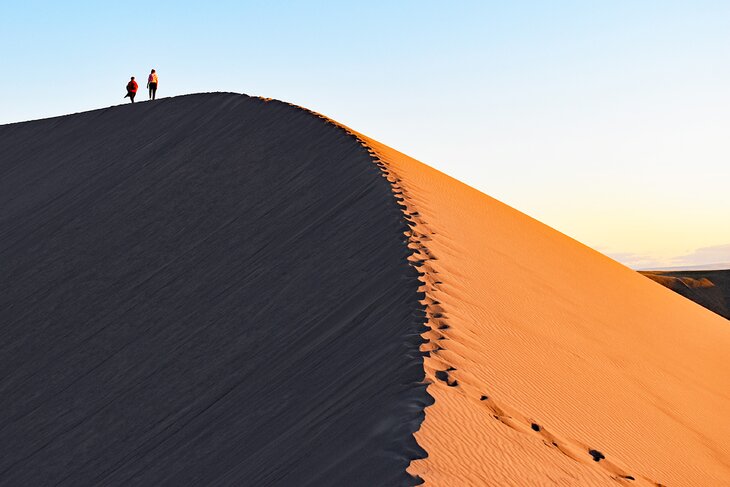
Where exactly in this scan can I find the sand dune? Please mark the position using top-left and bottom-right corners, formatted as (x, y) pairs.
(0, 94), (427, 486)
(2, 93), (729, 486)
(641, 270), (730, 320)
(350, 135), (730, 486)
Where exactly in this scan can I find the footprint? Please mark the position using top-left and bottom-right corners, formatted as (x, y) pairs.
(434, 370), (459, 387)
(588, 449), (605, 462)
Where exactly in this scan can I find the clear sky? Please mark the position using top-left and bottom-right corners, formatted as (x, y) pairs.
(2, 1), (728, 269)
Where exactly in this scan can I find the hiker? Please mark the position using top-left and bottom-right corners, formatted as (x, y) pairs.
(147, 69), (158, 100)
(124, 76), (138, 103)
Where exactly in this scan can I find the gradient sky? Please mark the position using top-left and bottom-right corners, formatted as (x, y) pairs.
(2, 1), (728, 269)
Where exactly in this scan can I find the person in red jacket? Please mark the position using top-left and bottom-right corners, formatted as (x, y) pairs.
(124, 76), (138, 103)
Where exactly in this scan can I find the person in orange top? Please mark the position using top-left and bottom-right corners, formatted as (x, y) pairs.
(147, 69), (158, 100)
(124, 76), (138, 103)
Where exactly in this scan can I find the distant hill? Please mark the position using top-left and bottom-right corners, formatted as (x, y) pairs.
(640, 270), (730, 320)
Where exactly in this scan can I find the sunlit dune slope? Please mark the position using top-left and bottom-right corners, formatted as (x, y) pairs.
(641, 270), (730, 320)
(349, 134), (730, 486)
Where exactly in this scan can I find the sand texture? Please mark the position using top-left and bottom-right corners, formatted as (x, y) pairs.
(2, 92), (729, 486)
(0, 94), (428, 486)
(350, 135), (730, 487)
(641, 270), (730, 320)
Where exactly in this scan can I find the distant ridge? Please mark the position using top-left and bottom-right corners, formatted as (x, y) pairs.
(641, 270), (730, 320)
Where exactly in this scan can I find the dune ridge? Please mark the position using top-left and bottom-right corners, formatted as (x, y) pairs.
(3, 92), (730, 486)
(286, 102), (730, 485)
(0, 93), (429, 486)
(300, 103), (730, 484)
(348, 136), (730, 486)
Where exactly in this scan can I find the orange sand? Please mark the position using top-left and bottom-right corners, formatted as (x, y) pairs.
(353, 135), (730, 485)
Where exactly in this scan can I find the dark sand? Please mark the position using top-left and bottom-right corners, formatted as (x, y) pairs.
(0, 93), (428, 486)
(641, 270), (730, 320)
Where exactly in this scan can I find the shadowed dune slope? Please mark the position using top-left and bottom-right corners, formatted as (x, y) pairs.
(347, 134), (730, 486)
(641, 270), (730, 320)
(0, 93), (429, 486)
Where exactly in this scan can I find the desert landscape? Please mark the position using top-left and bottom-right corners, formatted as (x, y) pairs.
(1, 93), (728, 486)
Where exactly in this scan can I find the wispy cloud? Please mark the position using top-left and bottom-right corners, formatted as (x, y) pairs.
(603, 252), (668, 270)
(666, 244), (730, 270)
(605, 244), (730, 271)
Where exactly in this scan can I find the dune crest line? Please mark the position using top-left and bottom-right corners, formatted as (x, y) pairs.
(0, 93), (430, 486)
(314, 120), (730, 485)
(2, 93), (729, 486)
